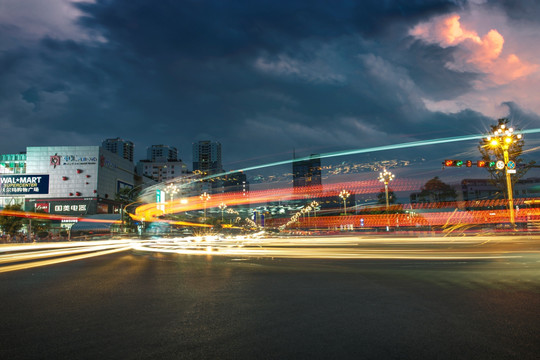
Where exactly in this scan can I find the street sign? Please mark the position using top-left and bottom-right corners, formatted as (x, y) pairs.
(507, 169), (516, 174)
(507, 160), (516, 169)
(496, 160), (505, 170)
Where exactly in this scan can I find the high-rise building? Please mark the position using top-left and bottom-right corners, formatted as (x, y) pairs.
(147, 145), (178, 162)
(293, 154), (322, 188)
(102, 138), (134, 163)
(136, 159), (189, 183)
(192, 141), (222, 175)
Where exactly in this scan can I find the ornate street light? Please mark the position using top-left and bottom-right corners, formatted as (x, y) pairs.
(339, 189), (350, 215)
(378, 168), (395, 212)
(311, 201), (319, 217)
(199, 192), (211, 219)
(485, 123), (522, 226)
(218, 202), (227, 222)
(164, 183), (179, 202)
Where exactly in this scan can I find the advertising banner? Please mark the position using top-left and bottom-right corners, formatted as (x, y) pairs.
(0, 175), (49, 195)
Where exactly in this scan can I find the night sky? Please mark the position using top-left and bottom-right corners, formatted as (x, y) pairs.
(1, 0), (539, 176)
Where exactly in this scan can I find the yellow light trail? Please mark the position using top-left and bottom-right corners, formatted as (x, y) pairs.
(1, 234), (538, 273)
(0, 241), (132, 273)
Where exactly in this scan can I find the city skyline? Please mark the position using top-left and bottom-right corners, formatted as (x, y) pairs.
(1, 0), (539, 172)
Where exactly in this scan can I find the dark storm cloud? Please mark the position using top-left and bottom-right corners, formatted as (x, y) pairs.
(487, 0), (540, 23)
(1, 0), (535, 171)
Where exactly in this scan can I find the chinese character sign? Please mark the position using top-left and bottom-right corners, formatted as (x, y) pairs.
(0, 175), (49, 195)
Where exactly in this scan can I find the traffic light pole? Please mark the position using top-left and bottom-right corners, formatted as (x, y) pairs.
(502, 149), (515, 227)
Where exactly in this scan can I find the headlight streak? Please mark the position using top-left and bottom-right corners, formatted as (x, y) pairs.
(129, 235), (527, 260)
(0, 245), (132, 273)
(1, 234), (534, 273)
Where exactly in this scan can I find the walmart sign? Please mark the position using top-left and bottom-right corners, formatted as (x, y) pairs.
(0, 175), (49, 195)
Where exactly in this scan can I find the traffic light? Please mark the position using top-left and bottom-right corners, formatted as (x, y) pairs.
(466, 160), (472, 167)
(444, 160), (464, 167)
(477, 160), (486, 167)
(488, 161), (496, 168)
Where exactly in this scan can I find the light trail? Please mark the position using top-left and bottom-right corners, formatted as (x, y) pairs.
(0, 241), (132, 273)
(130, 235), (532, 260)
(1, 233), (538, 273)
(204, 128), (540, 179)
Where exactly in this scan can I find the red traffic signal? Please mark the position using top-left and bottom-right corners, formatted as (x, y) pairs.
(477, 160), (486, 167)
(466, 160), (472, 167)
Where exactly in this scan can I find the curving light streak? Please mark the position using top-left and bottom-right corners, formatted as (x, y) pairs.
(203, 128), (540, 180)
(133, 128), (540, 222)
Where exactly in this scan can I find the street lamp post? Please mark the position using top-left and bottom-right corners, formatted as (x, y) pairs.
(339, 190), (350, 215)
(311, 200), (319, 228)
(378, 169), (395, 212)
(486, 124), (522, 226)
(227, 208), (239, 224)
(164, 183), (179, 215)
(218, 202), (227, 222)
(199, 192), (211, 219)
(165, 183), (179, 202)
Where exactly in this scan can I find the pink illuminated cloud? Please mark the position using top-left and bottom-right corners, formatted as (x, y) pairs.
(410, 13), (538, 85)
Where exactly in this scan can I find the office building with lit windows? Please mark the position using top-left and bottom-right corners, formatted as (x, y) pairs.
(192, 140), (222, 175)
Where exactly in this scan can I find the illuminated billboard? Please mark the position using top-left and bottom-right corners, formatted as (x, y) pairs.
(0, 175), (49, 195)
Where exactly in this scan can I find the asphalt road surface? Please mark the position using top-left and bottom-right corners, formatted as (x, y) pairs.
(1, 235), (539, 359)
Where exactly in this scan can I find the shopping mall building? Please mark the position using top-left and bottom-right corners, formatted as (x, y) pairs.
(1, 146), (137, 216)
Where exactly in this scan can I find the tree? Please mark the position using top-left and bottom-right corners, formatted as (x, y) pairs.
(377, 188), (397, 205)
(116, 187), (141, 233)
(32, 209), (52, 234)
(115, 187), (140, 204)
(417, 177), (457, 203)
(478, 118), (535, 198)
(0, 204), (25, 236)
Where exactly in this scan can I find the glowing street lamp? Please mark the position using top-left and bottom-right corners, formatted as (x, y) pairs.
(311, 201), (319, 217)
(378, 168), (395, 212)
(227, 208), (239, 224)
(164, 183), (179, 202)
(339, 189), (350, 215)
(218, 202), (227, 222)
(199, 192), (211, 219)
(485, 123), (522, 226)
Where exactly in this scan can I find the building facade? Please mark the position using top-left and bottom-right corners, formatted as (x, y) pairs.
(147, 145), (178, 162)
(192, 141), (222, 175)
(293, 154), (322, 189)
(18, 146), (136, 215)
(136, 159), (189, 183)
(102, 137), (134, 163)
(0, 153), (26, 174)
